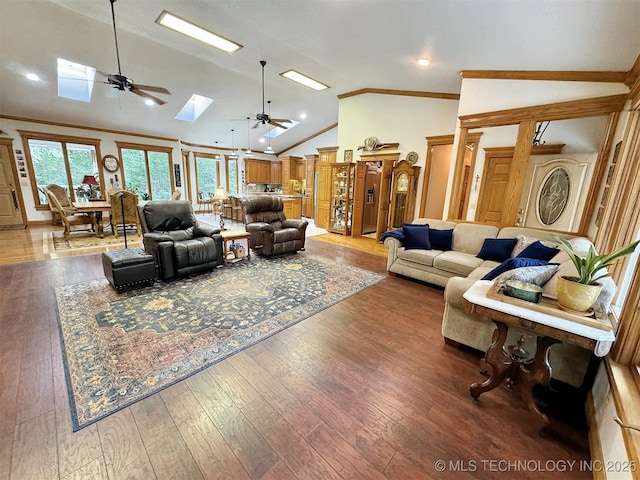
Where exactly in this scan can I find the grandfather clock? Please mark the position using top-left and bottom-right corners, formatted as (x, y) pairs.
(389, 160), (421, 228)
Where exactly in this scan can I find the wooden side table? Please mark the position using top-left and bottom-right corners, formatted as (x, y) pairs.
(220, 230), (251, 265)
(463, 280), (615, 431)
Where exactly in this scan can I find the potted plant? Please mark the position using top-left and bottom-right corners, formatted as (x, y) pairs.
(555, 236), (640, 312)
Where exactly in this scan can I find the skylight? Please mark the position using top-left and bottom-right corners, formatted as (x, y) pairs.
(263, 120), (300, 138)
(280, 70), (329, 91)
(57, 58), (96, 103)
(175, 94), (214, 122)
(156, 11), (242, 53)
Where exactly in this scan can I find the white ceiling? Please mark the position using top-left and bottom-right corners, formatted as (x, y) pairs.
(1, 0), (639, 154)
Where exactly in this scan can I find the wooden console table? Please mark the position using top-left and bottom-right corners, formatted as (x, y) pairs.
(463, 280), (615, 430)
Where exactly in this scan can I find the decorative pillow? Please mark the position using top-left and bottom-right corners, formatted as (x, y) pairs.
(516, 240), (559, 261)
(511, 234), (557, 257)
(482, 257), (552, 280)
(476, 238), (517, 262)
(429, 228), (453, 251)
(402, 223), (431, 250)
(493, 264), (559, 287)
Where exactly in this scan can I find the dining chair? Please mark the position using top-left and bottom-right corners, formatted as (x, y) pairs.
(109, 190), (142, 238)
(43, 187), (96, 240)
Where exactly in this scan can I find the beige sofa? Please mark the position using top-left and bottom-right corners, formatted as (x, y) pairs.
(384, 218), (616, 388)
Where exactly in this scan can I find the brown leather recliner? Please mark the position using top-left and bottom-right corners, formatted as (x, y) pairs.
(138, 200), (224, 279)
(242, 195), (308, 257)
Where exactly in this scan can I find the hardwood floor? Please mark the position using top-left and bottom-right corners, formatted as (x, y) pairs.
(0, 225), (591, 479)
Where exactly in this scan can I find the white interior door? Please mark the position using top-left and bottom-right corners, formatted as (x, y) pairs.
(517, 153), (596, 231)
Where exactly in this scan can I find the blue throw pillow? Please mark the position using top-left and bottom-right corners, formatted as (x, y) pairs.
(429, 228), (453, 251)
(402, 223), (431, 250)
(516, 240), (559, 261)
(482, 258), (552, 280)
(476, 238), (517, 262)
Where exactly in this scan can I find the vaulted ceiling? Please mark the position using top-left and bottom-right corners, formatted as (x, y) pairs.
(1, 0), (639, 153)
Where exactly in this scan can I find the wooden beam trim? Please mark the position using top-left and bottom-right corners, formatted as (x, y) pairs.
(3, 114), (179, 143)
(578, 111), (620, 236)
(460, 70), (628, 83)
(459, 94), (628, 129)
(338, 88), (460, 101)
(277, 123), (338, 156)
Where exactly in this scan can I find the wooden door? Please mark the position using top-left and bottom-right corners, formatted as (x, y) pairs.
(315, 147), (337, 229)
(476, 156), (512, 225)
(0, 139), (26, 228)
(351, 161), (366, 236)
(374, 159), (394, 241)
(304, 155), (316, 218)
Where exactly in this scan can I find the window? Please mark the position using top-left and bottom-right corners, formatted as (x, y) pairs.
(117, 142), (173, 200)
(19, 131), (101, 208)
(194, 153), (220, 200)
(226, 157), (238, 195)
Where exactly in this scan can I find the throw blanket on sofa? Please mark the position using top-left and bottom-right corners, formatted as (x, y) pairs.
(380, 228), (404, 243)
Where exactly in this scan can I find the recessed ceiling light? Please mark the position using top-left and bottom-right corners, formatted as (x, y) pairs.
(417, 58), (430, 66)
(280, 70), (329, 91)
(26, 73), (40, 81)
(299, 113), (307, 119)
(145, 99), (155, 106)
(156, 11), (242, 53)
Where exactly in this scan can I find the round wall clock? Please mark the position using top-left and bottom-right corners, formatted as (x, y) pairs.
(406, 151), (419, 165)
(102, 154), (120, 172)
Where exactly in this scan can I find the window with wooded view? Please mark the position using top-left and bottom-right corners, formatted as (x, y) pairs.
(118, 143), (173, 201)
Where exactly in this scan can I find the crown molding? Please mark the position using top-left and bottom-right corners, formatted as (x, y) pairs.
(460, 70), (628, 83)
(337, 88), (459, 100)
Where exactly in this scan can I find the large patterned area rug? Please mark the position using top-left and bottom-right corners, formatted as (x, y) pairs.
(55, 254), (384, 431)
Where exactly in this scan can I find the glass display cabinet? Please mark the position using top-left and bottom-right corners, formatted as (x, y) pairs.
(328, 162), (355, 235)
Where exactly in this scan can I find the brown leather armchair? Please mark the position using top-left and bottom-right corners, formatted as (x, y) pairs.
(138, 200), (224, 279)
(242, 195), (308, 257)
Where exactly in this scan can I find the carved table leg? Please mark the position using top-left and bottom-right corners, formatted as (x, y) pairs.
(95, 211), (105, 238)
(518, 335), (560, 431)
(470, 321), (512, 399)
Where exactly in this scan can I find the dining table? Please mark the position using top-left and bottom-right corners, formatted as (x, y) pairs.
(72, 200), (112, 238)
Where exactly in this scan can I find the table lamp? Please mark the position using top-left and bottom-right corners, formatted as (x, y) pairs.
(82, 175), (98, 200)
(212, 186), (228, 230)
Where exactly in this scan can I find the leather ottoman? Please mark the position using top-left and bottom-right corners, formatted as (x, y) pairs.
(102, 248), (157, 293)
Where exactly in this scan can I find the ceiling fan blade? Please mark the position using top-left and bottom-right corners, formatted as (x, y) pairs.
(269, 120), (289, 129)
(251, 121), (261, 129)
(129, 88), (167, 105)
(133, 84), (171, 95)
(270, 118), (292, 124)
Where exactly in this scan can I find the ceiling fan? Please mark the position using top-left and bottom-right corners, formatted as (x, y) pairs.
(251, 60), (292, 129)
(103, 0), (170, 105)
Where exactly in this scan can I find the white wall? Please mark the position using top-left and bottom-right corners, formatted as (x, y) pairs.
(448, 79), (630, 221)
(278, 127), (338, 158)
(337, 92), (461, 218)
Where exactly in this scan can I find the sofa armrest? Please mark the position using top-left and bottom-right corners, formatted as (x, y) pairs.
(283, 219), (308, 230)
(384, 237), (402, 270)
(246, 222), (274, 233)
(143, 232), (174, 243)
(444, 276), (477, 309)
(194, 225), (221, 237)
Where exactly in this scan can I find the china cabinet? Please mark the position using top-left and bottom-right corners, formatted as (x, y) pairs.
(328, 162), (355, 235)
